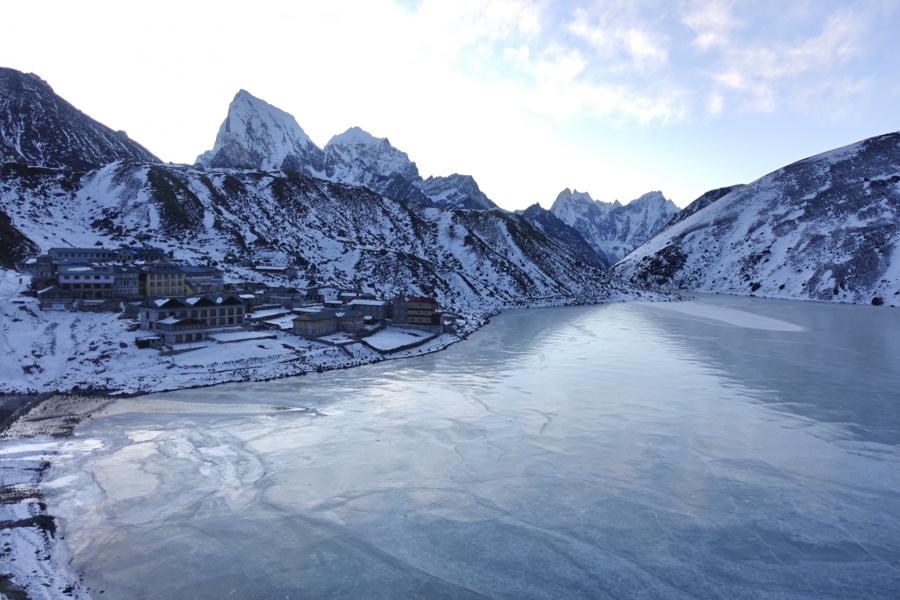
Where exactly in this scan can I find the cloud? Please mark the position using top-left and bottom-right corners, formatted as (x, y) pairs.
(568, 7), (669, 72)
(700, 7), (869, 113)
(682, 0), (741, 51)
(707, 92), (724, 115)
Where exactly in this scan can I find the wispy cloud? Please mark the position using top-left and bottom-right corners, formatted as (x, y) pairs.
(704, 8), (869, 113)
(568, 7), (669, 72)
(682, 0), (741, 51)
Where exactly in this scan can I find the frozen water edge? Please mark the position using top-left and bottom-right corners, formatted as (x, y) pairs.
(0, 444), (90, 600)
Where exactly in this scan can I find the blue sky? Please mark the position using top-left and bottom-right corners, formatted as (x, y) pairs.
(2, 0), (898, 208)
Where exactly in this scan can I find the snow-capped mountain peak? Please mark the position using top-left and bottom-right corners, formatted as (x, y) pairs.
(325, 126), (419, 182)
(326, 126), (386, 148)
(550, 187), (679, 264)
(195, 89), (324, 174)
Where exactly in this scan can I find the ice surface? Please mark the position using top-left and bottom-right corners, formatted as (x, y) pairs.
(41, 297), (900, 599)
(640, 299), (805, 331)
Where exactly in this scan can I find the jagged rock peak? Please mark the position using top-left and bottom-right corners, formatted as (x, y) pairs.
(420, 173), (498, 210)
(550, 186), (679, 264)
(195, 89), (324, 174)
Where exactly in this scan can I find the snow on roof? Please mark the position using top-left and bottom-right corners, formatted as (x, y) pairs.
(158, 316), (181, 325)
(262, 315), (297, 330)
(153, 298), (171, 306)
(247, 307), (289, 319)
(295, 306), (324, 313)
(238, 294), (255, 299)
(348, 299), (387, 306)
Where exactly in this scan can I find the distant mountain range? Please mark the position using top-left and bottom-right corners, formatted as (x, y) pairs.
(1, 65), (897, 306)
(550, 188), (679, 264)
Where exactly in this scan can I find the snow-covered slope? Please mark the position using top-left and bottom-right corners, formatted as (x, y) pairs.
(0, 162), (631, 313)
(615, 132), (900, 306)
(0, 67), (158, 170)
(550, 188), (679, 264)
(196, 90), (325, 174)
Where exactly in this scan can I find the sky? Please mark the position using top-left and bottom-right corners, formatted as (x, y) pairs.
(2, 0), (899, 209)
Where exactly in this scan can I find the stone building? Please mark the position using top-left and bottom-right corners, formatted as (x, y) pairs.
(292, 311), (338, 338)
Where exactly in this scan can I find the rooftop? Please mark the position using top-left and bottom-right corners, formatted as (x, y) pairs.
(348, 299), (387, 306)
(294, 310), (338, 322)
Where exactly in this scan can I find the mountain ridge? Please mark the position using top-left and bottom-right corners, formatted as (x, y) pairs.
(195, 90), (499, 211)
(0, 67), (159, 170)
(614, 131), (900, 306)
(550, 187), (679, 265)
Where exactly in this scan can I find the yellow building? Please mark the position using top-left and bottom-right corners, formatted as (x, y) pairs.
(140, 265), (187, 298)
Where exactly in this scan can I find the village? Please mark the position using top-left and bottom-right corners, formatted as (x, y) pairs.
(15, 245), (458, 358)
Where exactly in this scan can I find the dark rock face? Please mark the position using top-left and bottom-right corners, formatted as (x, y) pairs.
(0, 207), (37, 268)
(665, 184), (745, 228)
(521, 203), (607, 269)
(616, 132), (900, 305)
(0, 67), (159, 170)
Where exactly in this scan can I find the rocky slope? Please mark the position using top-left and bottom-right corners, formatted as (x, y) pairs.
(196, 91), (498, 210)
(615, 132), (900, 306)
(0, 67), (158, 170)
(550, 188), (679, 264)
(0, 207), (37, 268)
(520, 203), (607, 268)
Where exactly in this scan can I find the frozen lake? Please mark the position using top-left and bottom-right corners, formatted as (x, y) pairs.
(45, 296), (900, 598)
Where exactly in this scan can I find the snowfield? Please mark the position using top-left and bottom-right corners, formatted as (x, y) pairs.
(362, 327), (434, 351)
